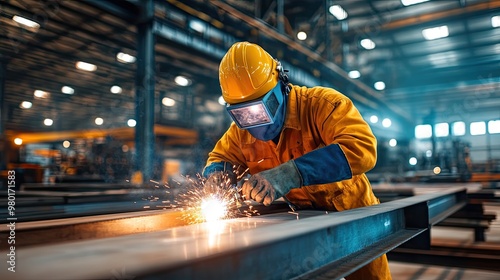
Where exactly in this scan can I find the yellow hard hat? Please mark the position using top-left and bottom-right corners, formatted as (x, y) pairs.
(219, 42), (279, 104)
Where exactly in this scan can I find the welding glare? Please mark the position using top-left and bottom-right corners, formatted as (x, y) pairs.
(201, 196), (228, 222)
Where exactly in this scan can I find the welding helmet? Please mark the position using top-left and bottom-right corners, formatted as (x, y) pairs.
(219, 42), (289, 141)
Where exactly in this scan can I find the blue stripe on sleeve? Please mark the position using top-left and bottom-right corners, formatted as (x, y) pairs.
(202, 162), (232, 177)
(293, 144), (352, 186)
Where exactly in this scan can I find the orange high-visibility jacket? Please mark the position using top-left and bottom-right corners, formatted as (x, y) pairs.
(205, 84), (380, 211)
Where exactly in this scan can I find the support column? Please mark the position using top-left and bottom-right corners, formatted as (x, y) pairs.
(277, 0), (284, 34)
(325, 0), (333, 62)
(0, 62), (7, 170)
(134, 0), (155, 182)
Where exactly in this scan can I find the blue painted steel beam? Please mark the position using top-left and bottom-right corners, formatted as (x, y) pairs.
(0, 188), (466, 280)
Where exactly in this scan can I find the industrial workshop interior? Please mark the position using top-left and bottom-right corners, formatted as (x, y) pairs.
(0, 0), (499, 279)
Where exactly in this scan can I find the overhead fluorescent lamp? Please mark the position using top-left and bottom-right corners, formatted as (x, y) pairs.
(329, 5), (348, 20)
(12, 15), (40, 29)
(14, 138), (23, 145)
(360, 39), (376, 50)
(297, 31), (307, 41)
(20, 101), (32, 109)
(76, 61), (97, 72)
(189, 20), (206, 33)
(422, 25), (449, 40)
(401, 0), (429, 6)
(110, 85), (122, 94)
(63, 141), (70, 148)
(374, 81), (385, 90)
(162, 97), (176, 107)
(61, 86), (74, 94)
(348, 70), (360, 79)
(95, 117), (104, 126)
(492, 16), (500, 28)
(44, 118), (53, 126)
(127, 119), (136, 127)
(389, 139), (397, 147)
(174, 75), (191, 86)
(116, 52), (136, 63)
(382, 118), (392, 128)
(34, 90), (49, 99)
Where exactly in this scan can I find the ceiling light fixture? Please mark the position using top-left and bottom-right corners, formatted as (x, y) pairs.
(14, 138), (23, 145)
(34, 90), (49, 99)
(61, 86), (74, 94)
(44, 118), (53, 126)
(389, 139), (397, 147)
(162, 97), (176, 107)
(12, 15), (40, 30)
(63, 141), (71, 148)
(382, 118), (392, 128)
(127, 119), (136, 127)
(110, 85), (122, 94)
(348, 70), (360, 79)
(360, 39), (376, 50)
(329, 5), (348, 20)
(20, 101), (32, 109)
(401, 0), (429, 6)
(76, 61), (97, 72)
(422, 25), (449, 40)
(95, 117), (104, 126)
(189, 20), (206, 33)
(492, 16), (500, 28)
(174, 76), (191, 86)
(116, 52), (136, 63)
(297, 31), (307, 41)
(374, 81), (386, 90)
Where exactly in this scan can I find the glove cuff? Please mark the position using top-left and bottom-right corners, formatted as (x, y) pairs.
(281, 160), (303, 189)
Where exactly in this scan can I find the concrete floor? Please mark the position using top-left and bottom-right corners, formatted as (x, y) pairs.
(388, 201), (500, 280)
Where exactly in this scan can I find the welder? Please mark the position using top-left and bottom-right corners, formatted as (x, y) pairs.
(203, 41), (391, 280)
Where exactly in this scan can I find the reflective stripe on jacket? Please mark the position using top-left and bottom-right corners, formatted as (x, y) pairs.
(206, 84), (379, 211)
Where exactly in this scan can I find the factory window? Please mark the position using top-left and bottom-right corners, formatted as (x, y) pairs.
(415, 124), (432, 139)
(470, 121), (486, 135)
(452, 121), (466, 136)
(434, 122), (449, 137)
(488, 120), (500, 134)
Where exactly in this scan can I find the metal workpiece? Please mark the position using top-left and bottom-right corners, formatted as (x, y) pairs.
(0, 188), (466, 280)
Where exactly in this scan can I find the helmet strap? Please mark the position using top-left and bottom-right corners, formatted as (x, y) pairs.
(276, 61), (289, 84)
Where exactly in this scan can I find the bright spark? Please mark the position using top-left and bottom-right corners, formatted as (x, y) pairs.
(201, 196), (227, 222)
(133, 164), (262, 225)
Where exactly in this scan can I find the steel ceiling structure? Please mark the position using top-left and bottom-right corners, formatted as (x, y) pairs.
(1, 0), (499, 139)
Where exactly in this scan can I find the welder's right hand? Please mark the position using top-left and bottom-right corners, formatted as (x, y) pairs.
(204, 170), (236, 192)
(204, 171), (226, 190)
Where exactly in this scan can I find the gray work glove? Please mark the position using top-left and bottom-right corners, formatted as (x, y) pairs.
(242, 161), (302, 206)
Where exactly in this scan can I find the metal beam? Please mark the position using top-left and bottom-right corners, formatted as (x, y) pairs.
(83, 0), (139, 22)
(0, 187), (466, 280)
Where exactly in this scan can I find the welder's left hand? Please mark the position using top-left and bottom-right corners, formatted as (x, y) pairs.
(242, 161), (302, 206)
